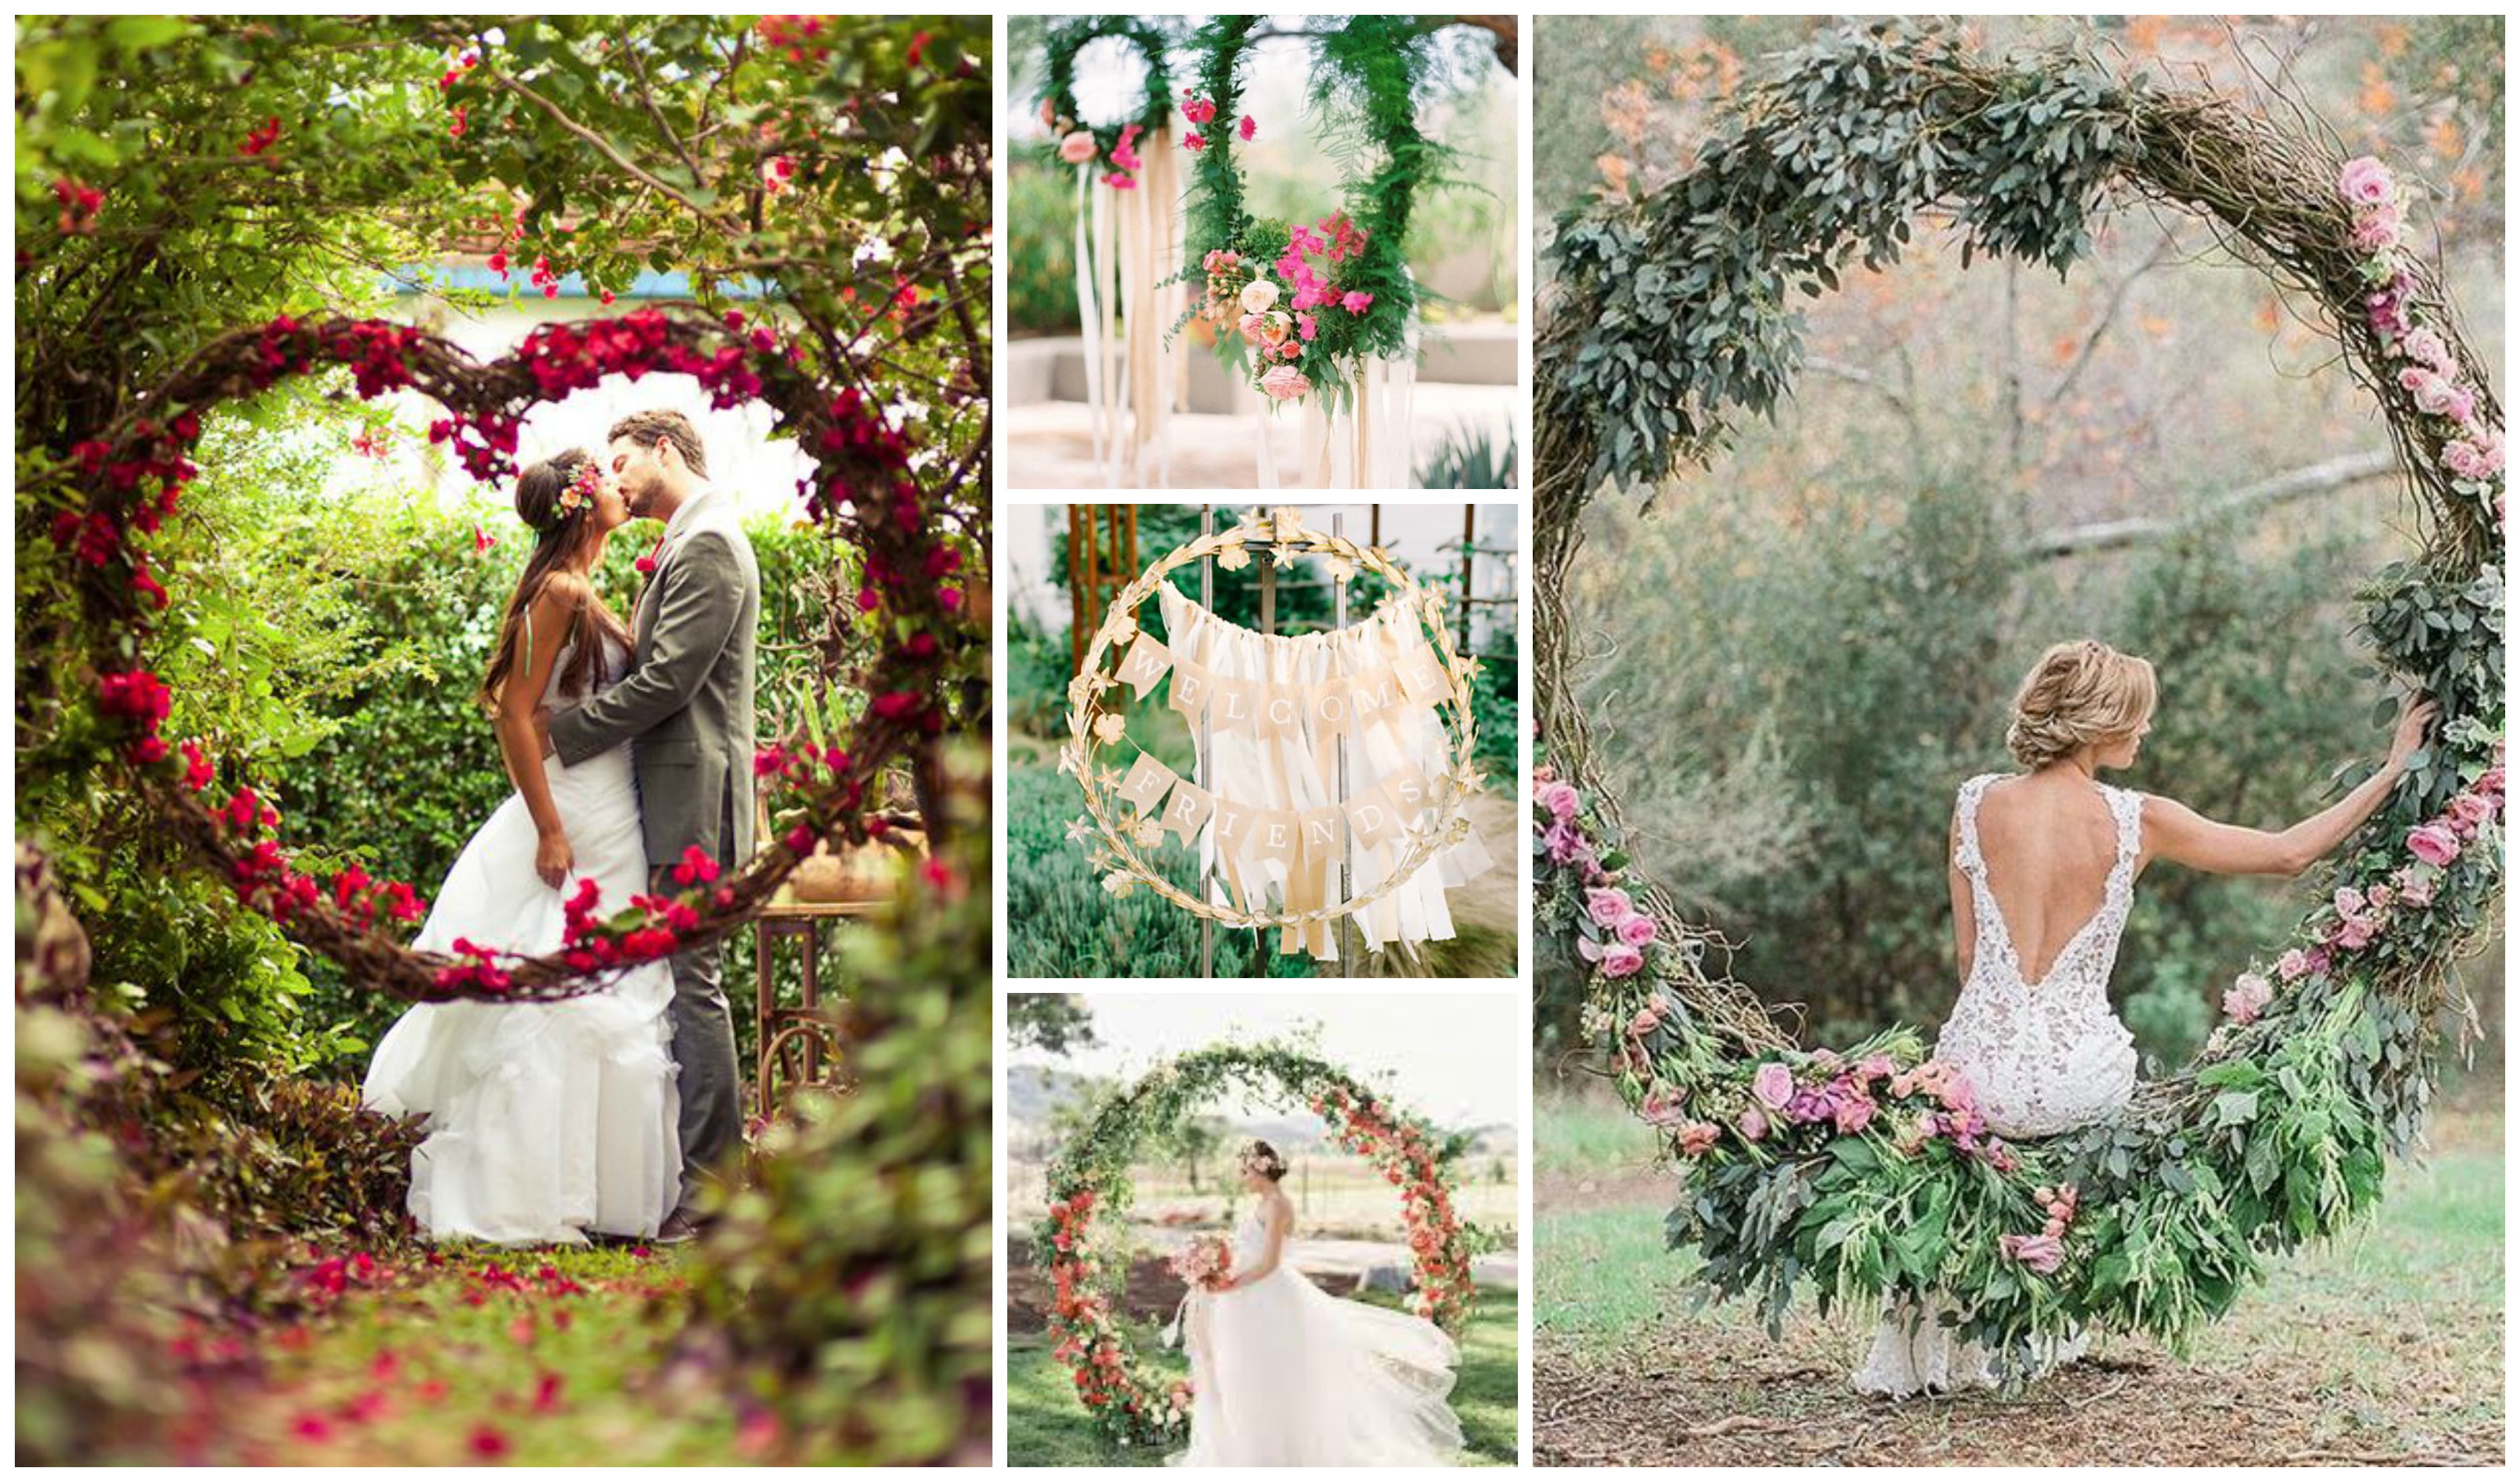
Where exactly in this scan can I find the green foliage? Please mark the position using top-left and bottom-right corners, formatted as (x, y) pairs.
(684, 745), (992, 1465)
(1416, 423), (1521, 491)
(1005, 762), (1316, 980)
(1007, 162), (1082, 336)
(1009, 991), (1097, 1054)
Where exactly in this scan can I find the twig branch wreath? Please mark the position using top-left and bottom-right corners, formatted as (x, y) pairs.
(1037, 1042), (1476, 1450)
(1062, 506), (1489, 940)
(36, 303), (972, 1003)
(1532, 23), (2504, 1367)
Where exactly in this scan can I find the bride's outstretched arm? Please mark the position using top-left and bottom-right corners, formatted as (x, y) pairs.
(1223, 1199), (1291, 1291)
(2143, 697), (2440, 878)
(496, 582), (580, 889)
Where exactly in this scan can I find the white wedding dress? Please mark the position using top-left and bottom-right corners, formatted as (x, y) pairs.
(1171, 1206), (1465, 1466)
(1854, 772), (2141, 1397)
(363, 632), (681, 1244)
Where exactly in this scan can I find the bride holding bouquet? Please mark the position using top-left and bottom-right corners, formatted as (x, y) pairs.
(1168, 1141), (1465, 1467)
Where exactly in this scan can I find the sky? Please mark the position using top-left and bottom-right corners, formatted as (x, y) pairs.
(1009, 990), (1524, 1127)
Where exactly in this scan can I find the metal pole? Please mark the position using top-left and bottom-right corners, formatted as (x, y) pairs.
(1200, 505), (1216, 980)
(1333, 511), (1352, 968)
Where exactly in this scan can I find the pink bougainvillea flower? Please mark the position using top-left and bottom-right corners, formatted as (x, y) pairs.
(1101, 171), (1137, 190)
(1181, 93), (1218, 125)
(1182, 132), (1207, 151)
(1238, 114), (1256, 142)
(1339, 290), (1374, 314)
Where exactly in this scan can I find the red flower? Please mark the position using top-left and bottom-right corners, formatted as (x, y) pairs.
(671, 844), (720, 886)
(240, 117), (282, 156)
(467, 1424), (511, 1460)
(1183, 133), (1207, 153)
(448, 104), (468, 139)
(1239, 115), (1257, 142)
(472, 525), (497, 554)
(871, 691), (922, 721)
(906, 30), (932, 68)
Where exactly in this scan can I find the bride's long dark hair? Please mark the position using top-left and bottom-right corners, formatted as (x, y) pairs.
(480, 449), (632, 709)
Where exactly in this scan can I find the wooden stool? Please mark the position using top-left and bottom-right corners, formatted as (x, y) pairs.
(752, 899), (881, 1117)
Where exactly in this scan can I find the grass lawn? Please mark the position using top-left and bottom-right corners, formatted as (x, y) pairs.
(1007, 1294), (1519, 1466)
(112, 1245), (786, 1465)
(1533, 1091), (2505, 1466)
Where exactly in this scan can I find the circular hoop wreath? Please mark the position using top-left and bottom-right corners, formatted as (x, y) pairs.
(1037, 15), (1177, 185)
(1038, 1043), (1476, 1450)
(1533, 24), (2504, 1364)
(35, 302), (973, 1003)
(1175, 15), (1442, 408)
(1062, 507), (1488, 931)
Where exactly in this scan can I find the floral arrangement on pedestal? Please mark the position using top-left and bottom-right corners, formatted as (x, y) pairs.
(1531, 21), (2504, 1372)
(1036, 1042), (1480, 1451)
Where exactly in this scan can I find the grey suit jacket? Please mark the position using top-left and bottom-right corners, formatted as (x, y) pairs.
(549, 489), (760, 871)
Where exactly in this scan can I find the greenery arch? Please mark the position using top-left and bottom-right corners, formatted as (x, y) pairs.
(1532, 21), (2503, 1366)
(1036, 1042), (1477, 1450)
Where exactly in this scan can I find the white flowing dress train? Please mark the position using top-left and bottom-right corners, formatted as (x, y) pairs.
(362, 634), (681, 1244)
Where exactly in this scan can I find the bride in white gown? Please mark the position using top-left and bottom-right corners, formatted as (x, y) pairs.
(363, 449), (681, 1246)
(1172, 1141), (1466, 1467)
(1856, 639), (2436, 1397)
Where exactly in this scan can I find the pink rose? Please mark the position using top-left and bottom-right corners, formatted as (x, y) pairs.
(2415, 374), (2464, 418)
(2350, 205), (2402, 254)
(2333, 885), (2367, 918)
(1751, 1062), (1794, 1111)
(1832, 1096), (1875, 1135)
(1639, 1087), (1688, 1127)
(1537, 780), (1579, 821)
(1628, 1006), (1660, 1040)
(2392, 866), (2436, 909)
(1058, 130), (1096, 165)
(1237, 312), (1266, 341)
(2338, 156), (2395, 208)
(1258, 364), (1310, 402)
(1586, 887), (1634, 928)
(2222, 971), (2272, 1025)
(2478, 762), (2506, 798)
(1600, 944), (1645, 979)
(1937, 1073), (1976, 1113)
(1038, 98), (1056, 128)
(2408, 821), (2462, 867)
(2444, 436), (2503, 481)
(1677, 1120), (1720, 1157)
(2401, 327), (2455, 373)
(2334, 914), (2378, 951)
(2449, 791), (2494, 835)
(1736, 1105), (1768, 1143)
(1616, 913), (1658, 947)
(2275, 947), (2314, 981)
(1857, 1053), (1896, 1083)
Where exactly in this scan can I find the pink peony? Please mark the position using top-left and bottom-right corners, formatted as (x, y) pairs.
(1751, 1062), (1794, 1110)
(1999, 1232), (2065, 1275)
(2408, 821), (2462, 866)
(1677, 1120), (1720, 1156)
(1736, 1105), (1769, 1143)
(1600, 944), (1645, 979)
(2337, 156), (2395, 208)
(2222, 971), (2273, 1024)
(1586, 887), (1634, 928)
(1616, 913), (1658, 947)
(1258, 364), (1310, 401)
(1058, 130), (1096, 165)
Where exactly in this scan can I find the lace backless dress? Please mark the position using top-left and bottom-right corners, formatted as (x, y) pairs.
(1853, 772), (2142, 1396)
(1171, 1205), (1465, 1466)
(363, 631), (681, 1244)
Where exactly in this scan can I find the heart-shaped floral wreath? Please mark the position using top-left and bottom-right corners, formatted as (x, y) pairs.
(42, 303), (970, 1003)
(1534, 24), (2503, 1362)
(1037, 1042), (1476, 1451)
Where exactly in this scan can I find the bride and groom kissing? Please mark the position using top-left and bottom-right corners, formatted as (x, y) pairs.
(363, 408), (760, 1247)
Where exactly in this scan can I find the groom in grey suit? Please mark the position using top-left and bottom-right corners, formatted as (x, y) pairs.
(543, 409), (757, 1238)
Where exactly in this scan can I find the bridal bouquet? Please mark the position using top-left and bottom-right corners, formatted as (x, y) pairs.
(1167, 1234), (1234, 1292)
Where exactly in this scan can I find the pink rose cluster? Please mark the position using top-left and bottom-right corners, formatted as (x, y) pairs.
(2303, 747), (2503, 968)
(1731, 1051), (2012, 1164)
(1575, 884), (1659, 978)
(2221, 969), (2273, 1026)
(2338, 156), (2505, 519)
(1532, 763), (1605, 880)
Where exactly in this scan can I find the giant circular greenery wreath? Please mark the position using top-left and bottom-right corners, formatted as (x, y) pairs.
(30, 304), (973, 1003)
(1533, 22), (2504, 1369)
(1173, 15), (1445, 410)
(1036, 1042), (1476, 1451)
(1036, 15), (1178, 182)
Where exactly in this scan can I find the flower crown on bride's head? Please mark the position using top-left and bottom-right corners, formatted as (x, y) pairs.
(552, 459), (604, 524)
